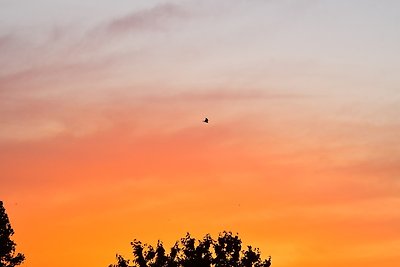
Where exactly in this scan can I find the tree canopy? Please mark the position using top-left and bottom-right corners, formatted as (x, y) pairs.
(0, 201), (25, 267)
(109, 231), (271, 267)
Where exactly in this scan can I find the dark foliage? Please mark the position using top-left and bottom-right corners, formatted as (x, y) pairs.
(0, 201), (25, 267)
(109, 231), (271, 267)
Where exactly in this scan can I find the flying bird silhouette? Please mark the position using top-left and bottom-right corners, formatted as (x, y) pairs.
(203, 117), (209, 123)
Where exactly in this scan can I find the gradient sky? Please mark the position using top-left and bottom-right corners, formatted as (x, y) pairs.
(1, 1), (400, 266)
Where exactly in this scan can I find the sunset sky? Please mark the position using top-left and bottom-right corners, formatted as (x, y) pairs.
(1, 0), (400, 266)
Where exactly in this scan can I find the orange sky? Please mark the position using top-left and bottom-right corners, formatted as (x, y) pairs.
(1, 1), (400, 267)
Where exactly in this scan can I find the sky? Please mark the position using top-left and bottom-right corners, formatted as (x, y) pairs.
(1, 0), (400, 266)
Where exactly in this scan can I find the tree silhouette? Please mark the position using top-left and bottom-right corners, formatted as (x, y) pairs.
(0, 201), (25, 267)
(213, 231), (241, 267)
(109, 232), (271, 267)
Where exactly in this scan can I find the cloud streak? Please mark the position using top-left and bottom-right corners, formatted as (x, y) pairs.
(104, 3), (188, 34)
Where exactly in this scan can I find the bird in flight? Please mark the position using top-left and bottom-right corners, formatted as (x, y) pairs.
(203, 117), (209, 123)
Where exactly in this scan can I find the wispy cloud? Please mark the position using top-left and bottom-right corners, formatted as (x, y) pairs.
(77, 2), (190, 53)
(138, 89), (310, 103)
(103, 3), (188, 34)
(0, 2), (191, 80)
